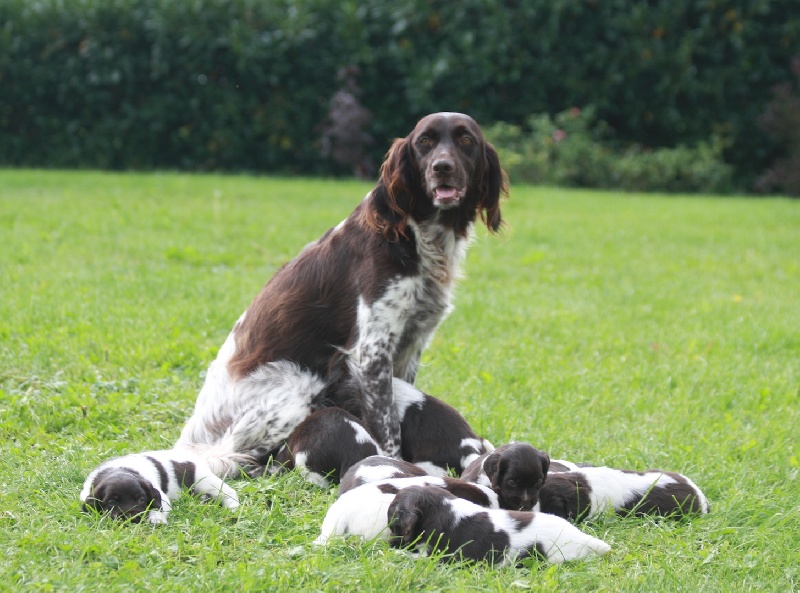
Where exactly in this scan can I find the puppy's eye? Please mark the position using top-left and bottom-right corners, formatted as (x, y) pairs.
(506, 479), (517, 488)
(107, 499), (118, 507)
(136, 495), (147, 504)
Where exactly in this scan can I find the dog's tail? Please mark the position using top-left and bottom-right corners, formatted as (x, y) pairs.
(175, 439), (258, 479)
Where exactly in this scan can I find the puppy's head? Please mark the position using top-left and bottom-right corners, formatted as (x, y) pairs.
(82, 468), (161, 522)
(483, 443), (550, 511)
(388, 485), (454, 551)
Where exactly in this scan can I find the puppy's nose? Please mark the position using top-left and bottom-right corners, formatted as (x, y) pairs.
(432, 158), (454, 174)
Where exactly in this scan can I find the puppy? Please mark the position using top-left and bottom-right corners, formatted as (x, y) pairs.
(314, 475), (498, 545)
(538, 466), (710, 522)
(388, 485), (611, 565)
(81, 449), (239, 524)
(269, 407), (383, 486)
(339, 455), (429, 495)
(270, 379), (493, 485)
(460, 442), (550, 510)
(394, 379), (494, 476)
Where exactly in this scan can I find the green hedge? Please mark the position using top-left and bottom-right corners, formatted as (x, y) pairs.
(485, 107), (734, 193)
(1, 0), (798, 186)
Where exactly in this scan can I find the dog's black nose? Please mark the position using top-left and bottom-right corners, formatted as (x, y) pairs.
(432, 158), (454, 174)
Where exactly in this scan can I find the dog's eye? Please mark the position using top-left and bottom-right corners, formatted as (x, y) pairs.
(136, 495), (147, 504)
(417, 135), (432, 147)
(107, 498), (118, 507)
(506, 479), (517, 488)
(459, 135), (474, 145)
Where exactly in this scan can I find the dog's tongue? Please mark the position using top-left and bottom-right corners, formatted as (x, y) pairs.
(435, 186), (458, 200)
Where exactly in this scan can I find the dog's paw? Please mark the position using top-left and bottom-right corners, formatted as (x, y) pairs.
(147, 511), (168, 525)
(222, 496), (240, 510)
(220, 486), (240, 509)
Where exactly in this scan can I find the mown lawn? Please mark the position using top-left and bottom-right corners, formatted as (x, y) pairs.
(1, 169), (798, 592)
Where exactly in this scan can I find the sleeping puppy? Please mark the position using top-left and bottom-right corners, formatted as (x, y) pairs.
(393, 379), (494, 476)
(538, 466), (710, 522)
(269, 407), (383, 486)
(388, 485), (611, 565)
(339, 455), (429, 495)
(81, 449), (239, 524)
(460, 442), (550, 511)
(314, 475), (499, 545)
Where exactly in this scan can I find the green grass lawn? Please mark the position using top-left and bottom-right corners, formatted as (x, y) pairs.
(1, 169), (798, 591)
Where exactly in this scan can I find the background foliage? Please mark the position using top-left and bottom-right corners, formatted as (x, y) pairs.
(1, 0), (799, 189)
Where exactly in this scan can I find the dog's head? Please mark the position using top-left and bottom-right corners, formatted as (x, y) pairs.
(388, 485), (454, 551)
(82, 468), (161, 522)
(483, 443), (550, 511)
(368, 112), (508, 240)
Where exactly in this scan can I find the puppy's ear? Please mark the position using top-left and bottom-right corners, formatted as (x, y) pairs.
(388, 494), (422, 546)
(479, 142), (508, 233)
(483, 452), (503, 489)
(82, 481), (109, 514)
(365, 136), (418, 241)
(539, 451), (551, 478)
(145, 482), (162, 510)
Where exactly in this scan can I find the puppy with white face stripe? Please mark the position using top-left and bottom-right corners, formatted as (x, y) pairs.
(461, 442), (550, 511)
(81, 449), (239, 524)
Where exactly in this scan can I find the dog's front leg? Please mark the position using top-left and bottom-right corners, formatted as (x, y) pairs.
(352, 343), (401, 458)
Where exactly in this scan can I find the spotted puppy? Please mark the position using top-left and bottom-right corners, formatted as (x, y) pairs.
(339, 455), (429, 494)
(461, 442), (550, 511)
(314, 475), (499, 545)
(272, 379), (493, 486)
(81, 449), (239, 524)
(388, 485), (611, 565)
(269, 407), (383, 486)
(394, 379), (494, 477)
(538, 466), (710, 522)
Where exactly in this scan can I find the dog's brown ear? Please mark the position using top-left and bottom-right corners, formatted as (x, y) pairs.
(82, 496), (103, 515)
(145, 482), (162, 510)
(365, 136), (418, 241)
(483, 452), (503, 489)
(539, 451), (551, 478)
(479, 142), (508, 233)
(388, 492), (422, 546)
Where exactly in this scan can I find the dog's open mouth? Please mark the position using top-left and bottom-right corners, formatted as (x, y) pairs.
(433, 185), (462, 207)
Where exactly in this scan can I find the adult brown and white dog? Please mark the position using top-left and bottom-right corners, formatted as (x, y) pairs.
(175, 113), (507, 476)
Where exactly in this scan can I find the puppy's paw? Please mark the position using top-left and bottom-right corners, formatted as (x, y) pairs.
(147, 511), (168, 525)
(221, 486), (240, 509)
(222, 496), (240, 510)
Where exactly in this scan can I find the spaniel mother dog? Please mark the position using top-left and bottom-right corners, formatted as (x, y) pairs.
(176, 113), (507, 476)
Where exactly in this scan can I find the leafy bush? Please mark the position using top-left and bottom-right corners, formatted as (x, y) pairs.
(754, 57), (800, 196)
(0, 0), (797, 187)
(485, 108), (733, 193)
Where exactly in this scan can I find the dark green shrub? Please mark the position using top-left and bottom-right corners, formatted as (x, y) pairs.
(0, 0), (797, 188)
(754, 58), (800, 196)
(485, 108), (733, 193)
